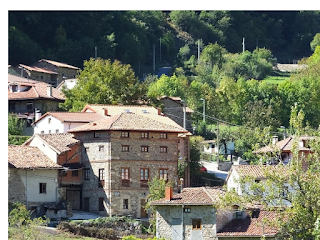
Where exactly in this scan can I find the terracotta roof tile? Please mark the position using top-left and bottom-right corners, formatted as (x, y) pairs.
(19, 64), (58, 74)
(37, 59), (80, 70)
(35, 133), (80, 153)
(217, 210), (278, 237)
(69, 112), (189, 133)
(8, 81), (65, 101)
(8, 145), (62, 169)
(8, 74), (40, 84)
(229, 165), (288, 180)
(151, 187), (224, 205)
(33, 112), (104, 125)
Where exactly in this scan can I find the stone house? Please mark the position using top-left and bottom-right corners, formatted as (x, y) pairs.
(8, 74), (65, 135)
(32, 111), (104, 134)
(159, 96), (194, 133)
(8, 145), (63, 213)
(24, 133), (83, 210)
(253, 135), (314, 165)
(151, 186), (277, 240)
(68, 112), (189, 217)
(15, 59), (80, 87)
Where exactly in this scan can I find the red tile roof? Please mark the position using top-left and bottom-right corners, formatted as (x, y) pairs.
(8, 74), (40, 84)
(68, 112), (189, 133)
(8, 145), (62, 169)
(217, 210), (278, 237)
(33, 112), (104, 125)
(24, 133), (80, 154)
(19, 64), (58, 74)
(8, 81), (65, 101)
(37, 59), (80, 70)
(151, 187), (224, 205)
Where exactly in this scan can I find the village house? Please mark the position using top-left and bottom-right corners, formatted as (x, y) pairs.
(159, 96), (194, 133)
(68, 112), (190, 217)
(14, 59), (80, 87)
(8, 74), (65, 135)
(253, 135), (314, 165)
(23, 133), (83, 211)
(151, 186), (278, 240)
(8, 145), (63, 215)
(32, 111), (104, 134)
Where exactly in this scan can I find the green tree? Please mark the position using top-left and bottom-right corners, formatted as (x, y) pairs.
(60, 58), (146, 112)
(8, 114), (23, 136)
(311, 33), (320, 52)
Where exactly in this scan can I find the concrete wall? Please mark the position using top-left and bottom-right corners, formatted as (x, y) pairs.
(156, 205), (218, 240)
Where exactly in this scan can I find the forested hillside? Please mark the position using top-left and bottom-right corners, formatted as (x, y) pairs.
(8, 11), (320, 73)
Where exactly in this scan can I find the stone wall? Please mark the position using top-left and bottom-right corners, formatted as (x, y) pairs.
(8, 167), (26, 205)
(156, 205), (218, 240)
(74, 130), (180, 218)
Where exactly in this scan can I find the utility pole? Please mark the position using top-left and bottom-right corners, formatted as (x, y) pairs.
(153, 44), (156, 72)
(242, 38), (245, 53)
(95, 47), (97, 59)
(198, 39), (201, 63)
(200, 98), (205, 122)
(216, 120), (220, 167)
(159, 37), (162, 63)
(182, 100), (186, 129)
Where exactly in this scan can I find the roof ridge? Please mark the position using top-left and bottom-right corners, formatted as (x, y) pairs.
(107, 113), (123, 129)
(202, 187), (216, 203)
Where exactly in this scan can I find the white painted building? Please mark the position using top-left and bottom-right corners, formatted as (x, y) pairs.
(33, 111), (104, 134)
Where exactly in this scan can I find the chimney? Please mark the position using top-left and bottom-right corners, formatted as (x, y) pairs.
(47, 85), (52, 97)
(104, 108), (108, 116)
(157, 108), (162, 115)
(35, 109), (41, 121)
(272, 136), (279, 145)
(165, 186), (173, 201)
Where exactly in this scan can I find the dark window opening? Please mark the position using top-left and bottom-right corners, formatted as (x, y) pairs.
(99, 198), (105, 211)
(72, 170), (78, 177)
(123, 199), (129, 209)
(39, 183), (47, 194)
(192, 219), (201, 230)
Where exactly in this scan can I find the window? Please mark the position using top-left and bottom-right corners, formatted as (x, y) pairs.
(121, 131), (129, 138)
(99, 198), (105, 211)
(84, 168), (90, 180)
(61, 170), (67, 177)
(160, 146), (168, 153)
(160, 133), (167, 139)
(255, 179), (261, 183)
(141, 132), (149, 138)
(55, 129), (59, 133)
(94, 132), (100, 138)
(184, 208), (191, 213)
(192, 219), (201, 230)
(141, 146), (149, 152)
(122, 145), (130, 152)
(39, 183), (47, 194)
(121, 168), (130, 187)
(159, 169), (168, 181)
(9, 102), (15, 111)
(99, 169), (105, 188)
(48, 118), (51, 124)
(48, 130), (51, 134)
(123, 199), (129, 209)
(140, 168), (149, 187)
(41, 131), (44, 134)
(72, 170), (78, 177)
(11, 85), (18, 92)
(99, 145), (104, 152)
(26, 102), (33, 110)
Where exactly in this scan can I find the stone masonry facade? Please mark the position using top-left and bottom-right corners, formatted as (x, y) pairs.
(156, 205), (218, 240)
(74, 130), (179, 217)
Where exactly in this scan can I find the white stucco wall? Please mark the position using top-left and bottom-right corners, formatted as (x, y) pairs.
(18, 169), (59, 204)
(34, 115), (65, 134)
(63, 122), (85, 133)
(28, 136), (58, 162)
(226, 169), (242, 195)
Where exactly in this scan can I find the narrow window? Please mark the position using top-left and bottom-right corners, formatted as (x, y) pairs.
(72, 170), (78, 177)
(94, 132), (99, 138)
(11, 85), (18, 92)
(55, 129), (59, 133)
(159, 169), (168, 181)
(122, 145), (130, 152)
(141, 146), (149, 152)
(121, 168), (130, 187)
(26, 102), (33, 111)
(99, 169), (105, 188)
(99, 145), (104, 152)
(39, 183), (47, 194)
(99, 198), (105, 211)
(61, 170), (67, 177)
(160, 133), (167, 139)
(48, 130), (51, 134)
(48, 118), (51, 124)
(184, 208), (191, 213)
(192, 219), (201, 230)
(41, 131), (44, 134)
(123, 199), (129, 209)
(160, 146), (168, 153)
(141, 132), (149, 138)
(84, 168), (90, 180)
(121, 131), (129, 138)
(140, 168), (149, 187)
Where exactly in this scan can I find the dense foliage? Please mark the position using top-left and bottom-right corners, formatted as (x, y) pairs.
(9, 11), (320, 74)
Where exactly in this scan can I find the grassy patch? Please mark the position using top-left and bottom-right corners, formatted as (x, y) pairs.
(262, 70), (291, 84)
